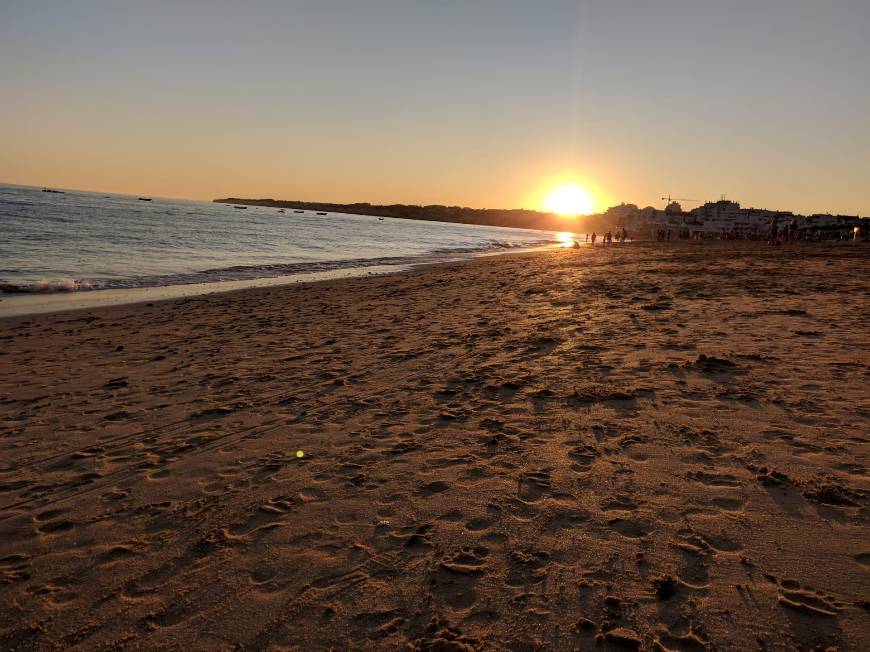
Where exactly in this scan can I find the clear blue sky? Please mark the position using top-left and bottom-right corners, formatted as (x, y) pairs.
(1, 0), (868, 215)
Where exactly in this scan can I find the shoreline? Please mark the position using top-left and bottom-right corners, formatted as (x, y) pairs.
(0, 243), (567, 319)
(0, 263), (410, 320)
(1, 183), (567, 318)
(1, 241), (867, 649)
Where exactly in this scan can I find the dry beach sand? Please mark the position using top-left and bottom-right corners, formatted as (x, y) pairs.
(1, 242), (868, 650)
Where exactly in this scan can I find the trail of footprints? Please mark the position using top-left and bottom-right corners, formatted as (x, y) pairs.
(2, 246), (869, 649)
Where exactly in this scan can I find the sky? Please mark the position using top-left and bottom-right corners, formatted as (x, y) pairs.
(1, 0), (868, 215)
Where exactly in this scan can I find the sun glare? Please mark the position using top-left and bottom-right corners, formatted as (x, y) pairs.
(555, 232), (577, 247)
(543, 184), (595, 216)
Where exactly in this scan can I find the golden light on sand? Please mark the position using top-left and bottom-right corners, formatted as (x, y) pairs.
(543, 184), (595, 216)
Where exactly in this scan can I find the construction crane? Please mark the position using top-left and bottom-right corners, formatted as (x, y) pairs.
(661, 195), (699, 204)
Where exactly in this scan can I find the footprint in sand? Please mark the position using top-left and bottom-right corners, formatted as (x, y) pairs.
(0, 553), (31, 584)
(687, 470), (741, 487)
(391, 523), (434, 552)
(567, 444), (599, 471)
(601, 495), (639, 512)
(506, 549), (550, 586)
(96, 545), (139, 565)
(854, 553), (870, 567)
(699, 532), (743, 553)
(147, 467), (171, 480)
(37, 519), (75, 535)
(517, 470), (552, 501)
(676, 529), (743, 554)
(37, 586), (79, 605)
(417, 480), (450, 496)
(608, 518), (648, 538)
(464, 517), (494, 531)
(711, 496), (746, 512)
(675, 553), (710, 587)
(778, 589), (841, 617)
(34, 508), (67, 522)
(656, 630), (709, 652)
(248, 567), (282, 592)
(432, 547), (489, 609)
(498, 497), (539, 521)
(200, 479), (228, 494)
(436, 509), (464, 522)
(229, 495), (296, 536)
(100, 487), (129, 501)
(542, 506), (590, 532)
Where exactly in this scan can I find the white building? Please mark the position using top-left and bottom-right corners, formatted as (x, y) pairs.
(606, 199), (863, 239)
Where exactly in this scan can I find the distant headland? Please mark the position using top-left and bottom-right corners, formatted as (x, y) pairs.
(215, 197), (867, 239)
(214, 198), (566, 231)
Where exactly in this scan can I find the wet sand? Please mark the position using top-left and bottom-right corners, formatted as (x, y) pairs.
(1, 242), (868, 650)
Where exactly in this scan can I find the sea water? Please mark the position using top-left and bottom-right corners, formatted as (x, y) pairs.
(0, 184), (566, 313)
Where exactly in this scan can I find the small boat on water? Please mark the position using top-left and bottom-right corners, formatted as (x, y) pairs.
(378, 217), (385, 221)
(294, 210), (304, 213)
(42, 188), (64, 194)
(233, 205), (247, 210)
(316, 212), (327, 215)
(277, 209), (285, 213)
(138, 197), (152, 202)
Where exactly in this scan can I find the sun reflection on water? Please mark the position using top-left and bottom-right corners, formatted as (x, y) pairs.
(556, 232), (579, 247)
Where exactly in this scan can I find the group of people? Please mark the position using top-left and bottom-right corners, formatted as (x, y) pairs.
(585, 227), (629, 246)
(576, 221), (863, 247)
(766, 217), (800, 245)
(652, 223), (862, 242)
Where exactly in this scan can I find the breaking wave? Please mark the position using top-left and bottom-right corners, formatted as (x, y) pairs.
(0, 238), (555, 295)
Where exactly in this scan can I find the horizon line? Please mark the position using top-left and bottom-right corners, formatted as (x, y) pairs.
(2, 181), (866, 219)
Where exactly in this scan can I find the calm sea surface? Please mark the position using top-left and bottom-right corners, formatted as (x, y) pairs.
(1, 184), (564, 295)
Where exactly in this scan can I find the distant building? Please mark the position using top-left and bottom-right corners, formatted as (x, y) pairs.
(605, 198), (864, 239)
(602, 203), (638, 223)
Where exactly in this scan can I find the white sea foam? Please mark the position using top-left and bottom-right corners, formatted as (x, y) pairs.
(31, 278), (92, 293)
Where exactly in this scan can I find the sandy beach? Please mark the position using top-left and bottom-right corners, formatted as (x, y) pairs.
(1, 242), (868, 650)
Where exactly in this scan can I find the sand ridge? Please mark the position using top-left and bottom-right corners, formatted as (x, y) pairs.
(0, 242), (868, 650)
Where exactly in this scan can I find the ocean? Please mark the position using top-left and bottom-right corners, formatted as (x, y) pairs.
(0, 185), (570, 315)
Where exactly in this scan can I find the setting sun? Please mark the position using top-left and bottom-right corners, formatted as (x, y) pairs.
(543, 184), (595, 216)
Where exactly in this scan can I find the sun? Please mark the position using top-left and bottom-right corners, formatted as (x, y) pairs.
(543, 184), (595, 216)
